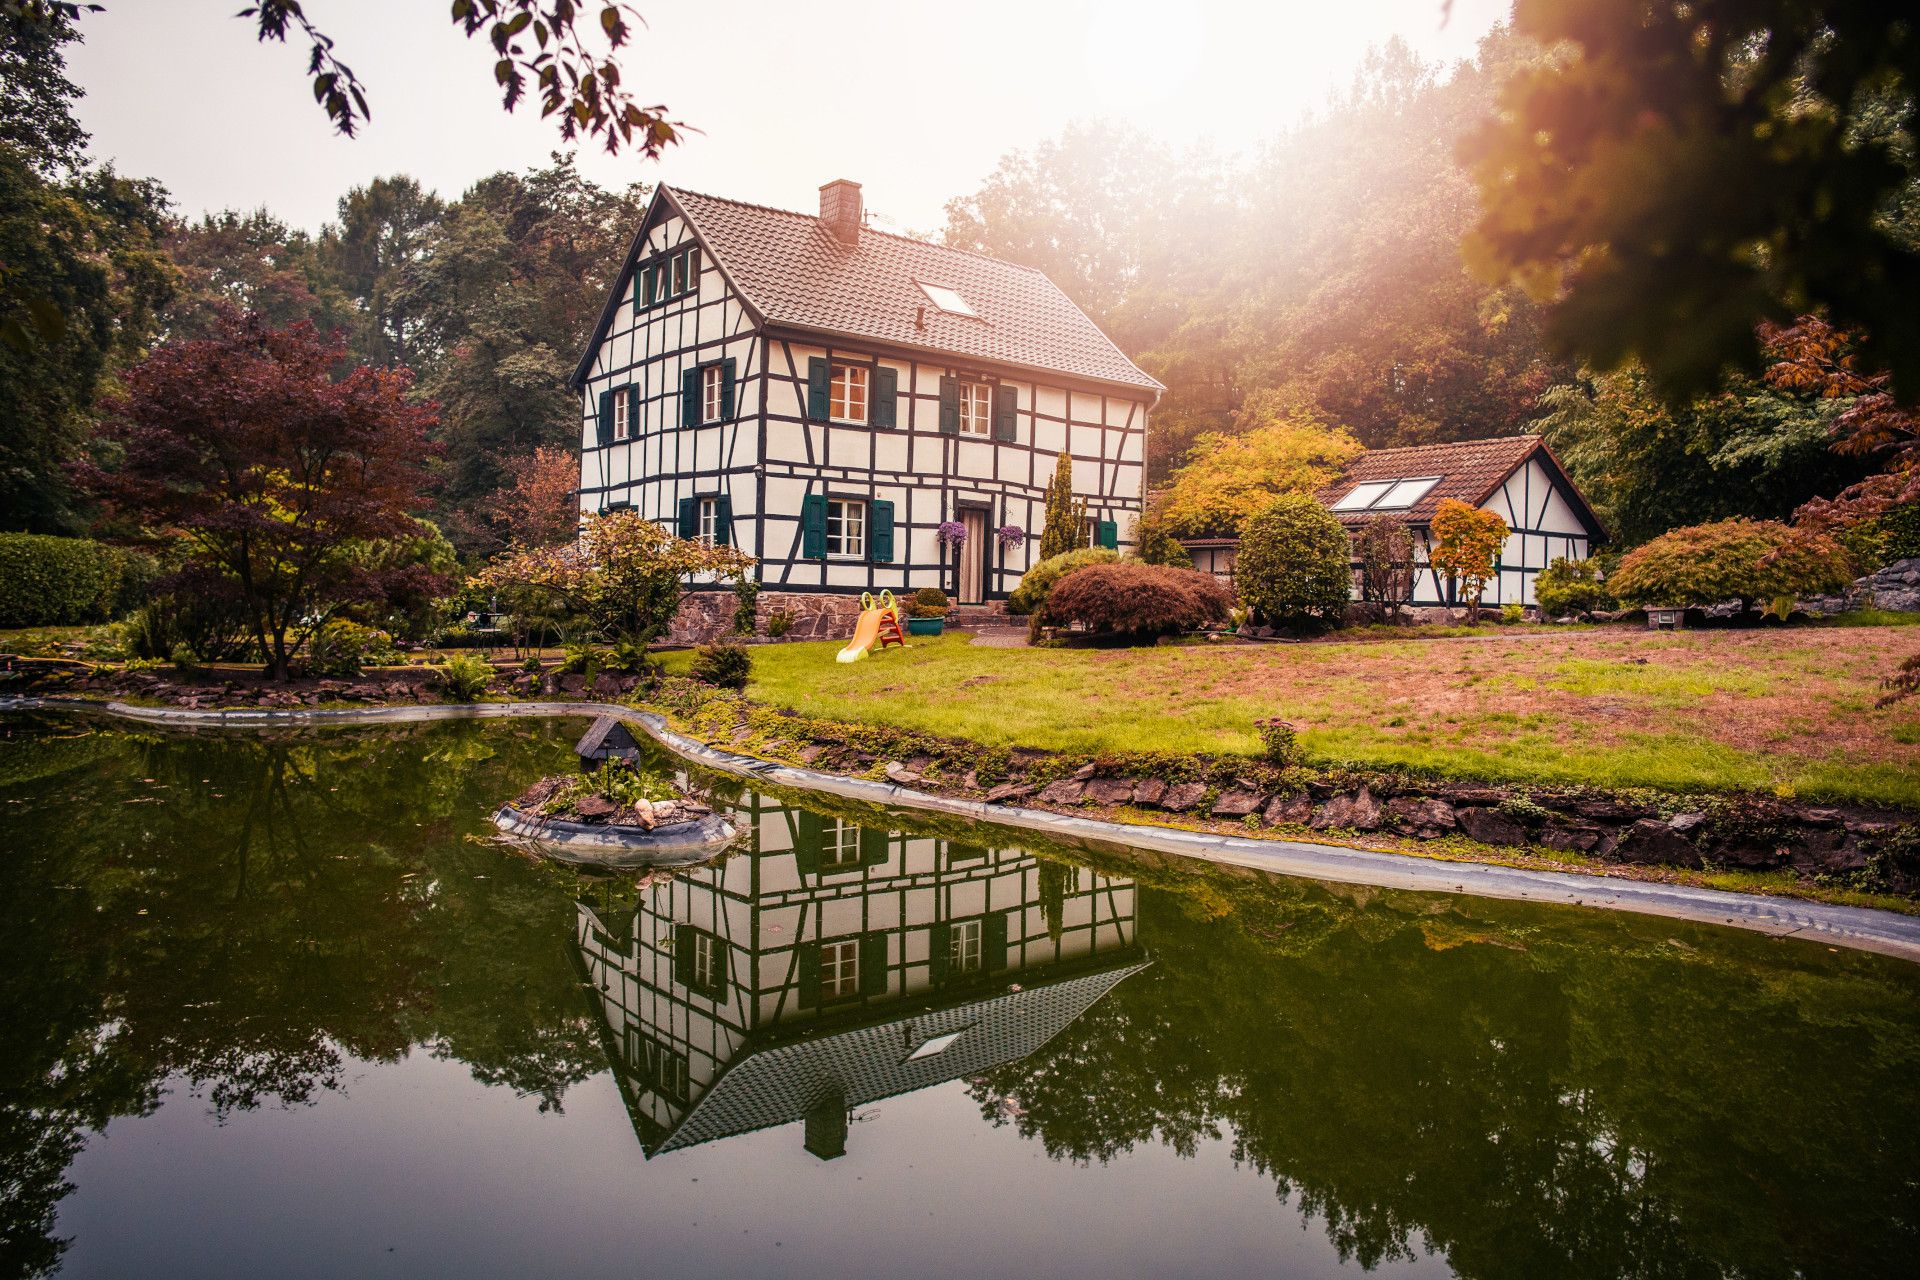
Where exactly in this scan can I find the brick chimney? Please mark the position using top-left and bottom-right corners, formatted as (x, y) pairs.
(818, 179), (862, 245)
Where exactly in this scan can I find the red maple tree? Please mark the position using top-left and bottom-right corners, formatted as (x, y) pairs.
(87, 310), (443, 679)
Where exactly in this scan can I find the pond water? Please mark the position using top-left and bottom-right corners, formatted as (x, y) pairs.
(2, 714), (1918, 1280)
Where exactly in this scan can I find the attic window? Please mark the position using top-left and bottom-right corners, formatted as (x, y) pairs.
(917, 281), (977, 317)
(1333, 477), (1442, 512)
(905, 1029), (967, 1061)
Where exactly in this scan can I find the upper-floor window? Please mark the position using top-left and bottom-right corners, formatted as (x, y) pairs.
(639, 246), (699, 309)
(821, 938), (860, 1000)
(612, 391), (631, 441)
(959, 381), (992, 436)
(826, 498), (866, 559)
(830, 364), (869, 424)
(821, 818), (864, 871)
(695, 496), (720, 547)
(691, 931), (721, 990)
(701, 364), (725, 423)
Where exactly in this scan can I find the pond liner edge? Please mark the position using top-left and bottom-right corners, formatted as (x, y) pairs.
(6, 694), (1920, 964)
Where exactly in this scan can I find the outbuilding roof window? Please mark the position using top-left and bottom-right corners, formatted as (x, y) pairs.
(1333, 476), (1442, 512)
(917, 281), (977, 317)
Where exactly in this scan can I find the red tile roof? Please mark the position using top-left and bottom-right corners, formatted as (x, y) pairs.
(1315, 435), (1603, 536)
(592, 186), (1161, 394)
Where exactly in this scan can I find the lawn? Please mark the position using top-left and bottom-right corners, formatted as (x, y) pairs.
(722, 625), (1920, 808)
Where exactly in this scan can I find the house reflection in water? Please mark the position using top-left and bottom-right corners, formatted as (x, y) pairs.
(575, 793), (1146, 1160)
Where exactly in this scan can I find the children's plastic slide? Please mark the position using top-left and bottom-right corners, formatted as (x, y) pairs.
(837, 590), (906, 663)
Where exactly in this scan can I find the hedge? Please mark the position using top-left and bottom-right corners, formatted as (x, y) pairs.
(0, 534), (152, 628)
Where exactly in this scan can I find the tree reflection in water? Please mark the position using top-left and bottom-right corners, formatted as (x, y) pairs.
(0, 713), (1917, 1280)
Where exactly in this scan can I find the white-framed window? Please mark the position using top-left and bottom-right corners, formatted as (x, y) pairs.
(830, 364), (869, 424)
(959, 382), (992, 436)
(826, 498), (866, 558)
(948, 918), (983, 974)
(1333, 477), (1442, 512)
(702, 364), (725, 423)
(672, 252), (688, 296)
(612, 392), (631, 441)
(696, 496), (720, 547)
(692, 932), (720, 990)
(821, 938), (860, 1000)
(917, 281), (977, 317)
(821, 818), (863, 870)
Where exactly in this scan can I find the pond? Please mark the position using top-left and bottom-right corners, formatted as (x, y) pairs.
(2, 713), (1918, 1280)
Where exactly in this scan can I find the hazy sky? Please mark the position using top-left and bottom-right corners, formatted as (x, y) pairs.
(67, 0), (1508, 236)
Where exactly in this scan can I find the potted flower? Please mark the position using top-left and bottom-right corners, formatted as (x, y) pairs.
(906, 587), (950, 636)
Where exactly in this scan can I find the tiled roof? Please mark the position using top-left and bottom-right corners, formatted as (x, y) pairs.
(653, 959), (1149, 1155)
(1316, 434), (1569, 529)
(665, 187), (1162, 394)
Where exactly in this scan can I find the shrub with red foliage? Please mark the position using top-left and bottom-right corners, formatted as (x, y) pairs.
(1037, 562), (1233, 641)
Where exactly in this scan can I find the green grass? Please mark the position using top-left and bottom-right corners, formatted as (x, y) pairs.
(727, 627), (1920, 808)
(1820, 609), (1920, 628)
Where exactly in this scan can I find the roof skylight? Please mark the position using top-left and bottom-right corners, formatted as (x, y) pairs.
(905, 1030), (966, 1061)
(1332, 476), (1442, 513)
(917, 281), (977, 317)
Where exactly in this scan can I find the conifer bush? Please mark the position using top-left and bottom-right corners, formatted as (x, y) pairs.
(1609, 518), (1853, 609)
(1233, 494), (1352, 627)
(1036, 563), (1232, 642)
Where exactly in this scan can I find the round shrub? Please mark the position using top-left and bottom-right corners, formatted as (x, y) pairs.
(0, 534), (151, 627)
(909, 587), (950, 619)
(1234, 494), (1352, 627)
(691, 639), (752, 690)
(1533, 556), (1616, 617)
(303, 619), (402, 677)
(1036, 562), (1233, 642)
(1006, 547), (1118, 615)
(1609, 518), (1854, 609)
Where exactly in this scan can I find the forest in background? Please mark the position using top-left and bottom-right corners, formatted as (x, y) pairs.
(1, 15), (1903, 557)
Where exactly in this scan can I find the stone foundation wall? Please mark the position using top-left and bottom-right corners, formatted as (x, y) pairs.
(667, 591), (1011, 645)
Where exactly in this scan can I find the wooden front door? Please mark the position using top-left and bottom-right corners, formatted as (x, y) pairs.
(959, 508), (988, 604)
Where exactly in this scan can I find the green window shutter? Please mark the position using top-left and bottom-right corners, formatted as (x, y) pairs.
(794, 809), (825, 875)
(806, 357), (831, 419)
(938, 376), (959, 434)
(673, 923), (697, 988)
(928, 922), (950, 986)
(983, 910), (1009, 971)
(858, 826), (889, 867)
(714, 493), (732, 547)
(682, 367), (701, 429)
(801, 494), (828, 559)
(720, 357), (737, 420)
(1098, 519), (1118, 550)
(872, 366), (898, 428)
(640, 263), (656, 309)
(596, 389), (613, 446)
(868, 499), (894, 564)
(797, 941), (821, 1008)
(677, 496), (698, 539)
(626, 383), (639, 432)
(993, 384), (1018, 441)
(858, 932), (887, 998)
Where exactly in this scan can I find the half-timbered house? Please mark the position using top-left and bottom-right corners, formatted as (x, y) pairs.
(1183, 434), (1606, 609)
(574, 788), (1144, 1160)
(571, 179), (1162, 636)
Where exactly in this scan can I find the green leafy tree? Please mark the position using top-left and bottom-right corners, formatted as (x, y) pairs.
(1533, 556), (1616, 618)
(1234, 493), (1352, 628)
(1608, 518), (1854, 609)
(1463, 0), (1920, 402)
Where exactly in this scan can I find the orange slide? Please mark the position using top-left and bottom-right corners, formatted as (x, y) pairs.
(837, 590), (907, 663)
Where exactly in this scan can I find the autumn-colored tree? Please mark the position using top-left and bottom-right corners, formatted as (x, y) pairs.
(1462, 0), (1920, 402)
(1609, 518), (1853, 610)
(1355, 515), (1416, 622)
(1429, 499), (1508, 617)
(85, 311), (444, 680)
(471, 508), (753, 643)
(467, 445), (580, 552)
(1762, 316), (1920, 535)
(1155, 395), (1362, 538)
